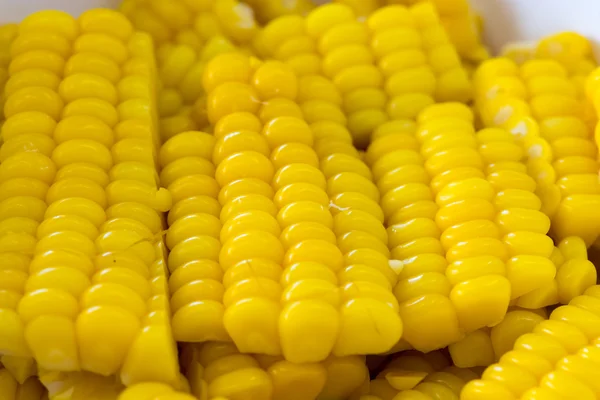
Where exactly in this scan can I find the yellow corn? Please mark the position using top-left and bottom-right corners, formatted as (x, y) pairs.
(461, 284), (600, 400)
(242, 0), (315, 23)
(0, 9), (182, 392)
(358, 350), (480, 399)
(195, 51), (402, 362)
(476, 57), (600, 249)
(381, 0), (489, 64)
(0, 367), (47, 400)
(120, 0), (257, 49)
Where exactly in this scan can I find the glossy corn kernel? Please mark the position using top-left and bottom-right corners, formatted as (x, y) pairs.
(201, 52), (402, 362)
(0, 10), (179, 389)
(461, 284), (600, 400)
(476, 57), (600, 245)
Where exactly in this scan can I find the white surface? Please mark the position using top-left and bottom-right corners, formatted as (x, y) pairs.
(0, 0), (119, 23)
(471, 0), (600, 55)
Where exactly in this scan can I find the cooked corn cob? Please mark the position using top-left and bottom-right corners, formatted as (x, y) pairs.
(461, 283), (600, 400)
(0, 9), (180, 390)
(120, 0), (257, 49)
(191, 51), (402, 362)
(380, 0), (488, 64)
(356, 350), (479, 399)
(476, 57), (600, 250)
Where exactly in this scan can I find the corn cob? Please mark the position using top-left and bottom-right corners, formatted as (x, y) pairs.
(118, 383), (196, 400)
(0, 9), (180, 390)
(381, 0), (488, 64)
(476, 57), (600, 252)
(120, 0), (257, 50)
(0, 366), (47, 400)
(355, 350), (480, 399)
(461, 283), (600, 400)
(180, 341), (369, 400)
(197, 51), (402, 362)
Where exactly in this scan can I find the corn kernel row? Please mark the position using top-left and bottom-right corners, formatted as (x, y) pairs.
(198, 51), (402, 361)
(370, 3), (472, 113)
(461, 282), (600, 400)
(120, 0), (257, 49)
(0, 366), (47, 400)
(475, 57), (600, 249)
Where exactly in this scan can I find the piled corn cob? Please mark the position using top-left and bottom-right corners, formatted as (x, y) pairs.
(475, 57), (600, 251)
(0, 8), (184, 396)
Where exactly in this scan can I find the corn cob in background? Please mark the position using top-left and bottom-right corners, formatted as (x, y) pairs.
(355, 350), (481, 399)
(0, 366), (47, 400)
(119, 0), (260, 141)
(460, 283), (600, 400)
(303, 3), (387, 149)
(0, 24), (17, 122)
(475, 57), (600, 254)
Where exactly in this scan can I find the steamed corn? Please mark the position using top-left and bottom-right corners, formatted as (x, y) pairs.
(1, 1), (600, 399)
(0, 8), (179, 391)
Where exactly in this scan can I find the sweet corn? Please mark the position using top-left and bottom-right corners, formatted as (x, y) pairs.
(382, 0), (488, 64)
(198, 52), (402, 362)
(461, 284), (600, 400)
(475, 57), (600, 247)
(120, 0), (257, 48)
(0, 9), (180, 391)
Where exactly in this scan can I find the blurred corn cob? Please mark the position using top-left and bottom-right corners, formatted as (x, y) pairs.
(340, 0), (488, 64)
